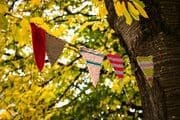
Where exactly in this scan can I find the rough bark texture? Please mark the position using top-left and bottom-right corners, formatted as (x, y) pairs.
(104, 0), (180, 120)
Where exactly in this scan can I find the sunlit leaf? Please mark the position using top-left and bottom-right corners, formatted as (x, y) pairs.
(98, 4), (108, 19)
(92, 0), (107, 19)
(30, 17), (50, 32)
(114, 1), (123, 16)
(31, 0), (41, 6)
(0, 13), (8, 30)
(111, 79), (123, 94)
(0, 4), (8, 14)
(51, 24), (68, 37)
(0, 110), (11, 120)
(122, 1), (133, 25)
(132, 1), (149, 18)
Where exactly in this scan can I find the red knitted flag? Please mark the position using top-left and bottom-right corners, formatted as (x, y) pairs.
(30, 23), (46, 71)
(107, 54), (124, 79)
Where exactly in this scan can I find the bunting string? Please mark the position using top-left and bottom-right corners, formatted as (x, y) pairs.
(30, 23), (146, 86)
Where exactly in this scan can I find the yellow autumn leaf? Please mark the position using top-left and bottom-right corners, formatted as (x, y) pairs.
(78, 21), (94, 32)
(133, 0), (145, 8)
(128, 2), (140, 20)
(113, 99), (120, 105)
(31, 85), (42, 94)
(92, 23), (98, 31)
(91, 0), (99, 6)
(40, 23), (50, 32)
(91, 21), (105, 31)
(0, 13), (8, 30)
(66, 17), (76, 26)
(71, 34), (78, 43)
(18, 28), (30, 46)
(76, 14), (87, 23)
(45, 112), (55, 120)
(100, 97), (110, 107)
(12, 27), (22, 46)
(13, 18), (31, 46)
(110, 104), (117, 111)
(114, 1), (123, 16)
(30, 17), (50, 32)
(92, 0), (107, 19)
(128, 2), (139, 16)
(31, 0), (41, 6)
(51, 24), (68, 37)
(0, 4), (8, 14)
(30, 17), (44, 25)
(12, 61), (20, 68)
(20, 18), (30, 29)
(122, 1), (133, 25)
(98, 4), (108, 19)
(122, 76), (131, 85)
(37, 87), (56, 104)
(132, 1), (149, 18)
(111, 79), (123, 94)
(0, 110), (11, 120)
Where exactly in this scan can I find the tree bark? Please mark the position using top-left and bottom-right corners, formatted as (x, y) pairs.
(104, 0), (180, 119)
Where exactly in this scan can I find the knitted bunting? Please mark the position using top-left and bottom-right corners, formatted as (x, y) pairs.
(80, 47), (104, 87)
(46, 33), (66, 65)
(30, 23), (46, 71)
(30, 23), (129, 87)
(107, 54), (124, 79)
(137, 56), (153, 80)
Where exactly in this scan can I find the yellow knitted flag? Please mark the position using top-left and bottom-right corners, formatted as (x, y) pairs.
(137, 56), (153, 80)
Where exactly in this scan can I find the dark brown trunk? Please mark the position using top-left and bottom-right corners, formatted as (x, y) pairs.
(104, 0), (180, 119)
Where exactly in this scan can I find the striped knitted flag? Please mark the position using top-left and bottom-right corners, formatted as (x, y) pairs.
(46, 33), (66, 65)
(107, 54), (124, 79)
(80, 47), (104, 87)
(30, 23), (46, 71)
(137, 56), (153, 80)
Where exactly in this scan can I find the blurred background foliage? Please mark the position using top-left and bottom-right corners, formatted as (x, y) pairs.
(0, 0), (142, 119)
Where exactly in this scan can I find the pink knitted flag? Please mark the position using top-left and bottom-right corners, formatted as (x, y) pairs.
(107, 54), (124, 79)
(80, 47), (104, 87)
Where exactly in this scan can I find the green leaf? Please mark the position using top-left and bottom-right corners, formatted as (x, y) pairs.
(130, 0), (145, 8)
(0, 13), (8, 30)
(122, 1), (133, 25)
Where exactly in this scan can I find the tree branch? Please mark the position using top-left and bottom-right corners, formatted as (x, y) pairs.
(8, 0), (18, 12)
(47, 72), (82, 109)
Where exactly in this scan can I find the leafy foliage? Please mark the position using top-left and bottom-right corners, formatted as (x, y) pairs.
(0, 0), (142, 119)
(94, 0), (148, 25)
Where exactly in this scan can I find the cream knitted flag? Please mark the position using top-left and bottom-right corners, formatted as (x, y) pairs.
(46, 33), (66, 65)
(80, 47), (104, 87)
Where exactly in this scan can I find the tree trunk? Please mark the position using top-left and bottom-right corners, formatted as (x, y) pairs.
(104, 0), (180, 119)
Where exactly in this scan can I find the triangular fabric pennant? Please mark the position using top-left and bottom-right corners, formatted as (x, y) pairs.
(107, 54), (124, 79)
(30, 23), (46, 71)
(46, 33), (66, 65)
(80, 47), (104, 87)
(137, 56), (154, 80)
